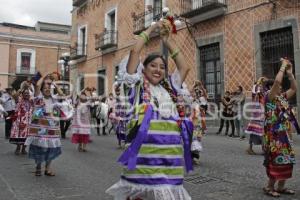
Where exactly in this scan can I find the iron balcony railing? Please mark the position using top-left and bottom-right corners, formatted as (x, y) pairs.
(180, 0), (227, 18)
(132, 7), (162, 34)
(70, 43), (87, 60)
(73, 0), (87, 7)
(95, 30), (118, 50)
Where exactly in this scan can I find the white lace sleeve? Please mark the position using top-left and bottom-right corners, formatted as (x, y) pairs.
(118, 54), (144, 86)
(170, 69), (182, 90)
(170, 70), (192, 102)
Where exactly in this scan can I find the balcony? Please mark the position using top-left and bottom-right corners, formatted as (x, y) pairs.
(95, 30), (118, 50)
(16, 67), (35, 75)
(180, 0), (227, 23)
(73, 0), (87, 7)
(132, 7), (162, 34)
(70, 43), (87, 62)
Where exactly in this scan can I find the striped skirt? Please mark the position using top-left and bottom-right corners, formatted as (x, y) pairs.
(107, 119), (191, 200)
(26, 114), (62, 163)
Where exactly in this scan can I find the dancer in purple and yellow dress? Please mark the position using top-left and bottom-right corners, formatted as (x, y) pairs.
(106, 19), (193, 200)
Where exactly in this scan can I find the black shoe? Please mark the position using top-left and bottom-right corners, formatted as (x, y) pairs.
(228, 134), (233, 137)
(225, 132), (228, 136)
(216, 132), (220, 135)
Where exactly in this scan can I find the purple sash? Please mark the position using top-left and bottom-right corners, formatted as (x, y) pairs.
(118, 106), (194, 173)
(181, 120), (194, 173)
(118, 105), (153, 170)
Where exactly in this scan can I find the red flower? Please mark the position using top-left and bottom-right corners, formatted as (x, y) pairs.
(167, 16), (177, 34)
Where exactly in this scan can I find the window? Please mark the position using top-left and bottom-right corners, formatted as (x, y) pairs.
(260, 27), (296, 104)
(21, 52), (31, 73)
(153, 0), (162, 16)
(199, 43), (221, 103)
(98, 69), (106, 96)
(78, 25), (87, 55)
(16, 49), (36, 74)
(145, 0), (165, 27)
(104, 8), (117, 45)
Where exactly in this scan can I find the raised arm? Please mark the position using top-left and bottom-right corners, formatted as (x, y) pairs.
(52, 82), (65, 97)
(285, 62), (297, 100)
(162, 33), (190, 84)
(34, 73), (50, 97)
(127, 24), (160, 74)
(268, 59), (290, 101)
(199, 82), (208, 100)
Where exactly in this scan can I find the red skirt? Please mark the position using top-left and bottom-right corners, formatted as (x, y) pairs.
(266, 164), (293, 180)
(71, 134), (90, 144)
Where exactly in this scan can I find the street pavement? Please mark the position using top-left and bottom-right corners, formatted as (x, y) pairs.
(1, 120), (300, 200)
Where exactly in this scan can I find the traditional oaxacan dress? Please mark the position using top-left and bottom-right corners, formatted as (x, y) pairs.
(199, 96), (207, 132)
(245, 84), (265, 145)
(25, 95), (61, 163)
(190, 102), (204, 159)
(71, 103), (91, 144)
(9, 97), (34, 144)
(263, 92), (299, 180)
(106, 56), (193, 200)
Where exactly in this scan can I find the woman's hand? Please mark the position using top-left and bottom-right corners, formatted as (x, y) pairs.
(281, 58), (290, 68)
(160, 19), (171, 40)
(285, 60), (293, 75)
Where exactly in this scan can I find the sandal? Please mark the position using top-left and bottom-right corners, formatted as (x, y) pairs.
(276, 188), (295, 195)
(44, 170), (55, 176)
(246, 149), (256, 155)
(263, 187), (280, 197)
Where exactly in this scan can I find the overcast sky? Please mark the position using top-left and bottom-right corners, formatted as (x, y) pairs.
(0, 0), (72, 26)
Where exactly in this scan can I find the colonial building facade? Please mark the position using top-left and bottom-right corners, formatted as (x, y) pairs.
(0, 21), (71, 89)
(70, 0), (300, 113)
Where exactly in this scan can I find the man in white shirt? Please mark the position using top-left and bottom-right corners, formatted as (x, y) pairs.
(0, 87), (16, 139)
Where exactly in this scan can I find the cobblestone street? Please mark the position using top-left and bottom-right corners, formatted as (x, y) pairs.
(1, 122), (300, 200)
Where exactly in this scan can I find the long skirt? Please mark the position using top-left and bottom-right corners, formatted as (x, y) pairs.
(266, 164), (293, 180)
(106, 119), (191, 200)
(71, 134), (90, 144)
(25, 136), (62, 163)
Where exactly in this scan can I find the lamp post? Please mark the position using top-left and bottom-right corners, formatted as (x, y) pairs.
(58, 52), (76, 94)
(58, 52), (71, 81)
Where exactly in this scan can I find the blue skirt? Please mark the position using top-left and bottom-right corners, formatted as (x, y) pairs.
(28, 144), (62, 163)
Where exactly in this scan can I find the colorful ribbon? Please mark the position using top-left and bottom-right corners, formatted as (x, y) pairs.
(181, 120), (194, 173)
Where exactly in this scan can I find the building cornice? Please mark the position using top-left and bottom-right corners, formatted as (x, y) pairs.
(0, 32), (70, 46)
(0, 41), (69, 50)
